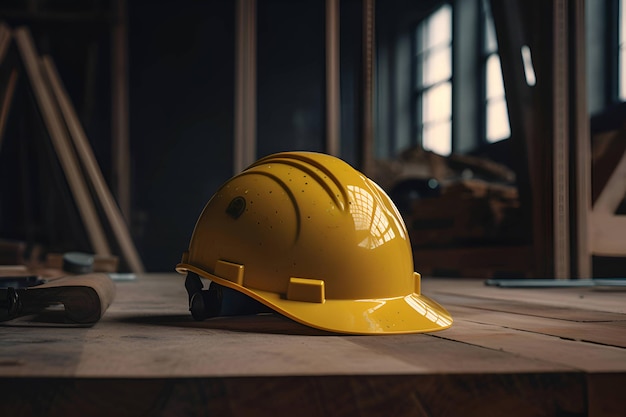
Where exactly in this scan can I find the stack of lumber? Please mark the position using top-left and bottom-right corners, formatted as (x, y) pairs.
(372, 148), (529, 278)
(373, 148), (523, 248)
(404, 179), (523, 247)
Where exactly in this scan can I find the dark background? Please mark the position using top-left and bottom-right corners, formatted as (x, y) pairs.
(0, 0), (372, 271)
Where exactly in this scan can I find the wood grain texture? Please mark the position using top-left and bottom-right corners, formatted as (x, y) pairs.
(0, 373), (586, 417)
(587, 373), (626, 417)
(0, 274), (623, 416)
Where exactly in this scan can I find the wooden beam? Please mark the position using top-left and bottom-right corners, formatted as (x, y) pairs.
(0, 23), (17, 148)
(552, 0), (570, 279)
(41, 55), (145, 273)
(591, 215), (626, 256)
(571, 0), (592, 277)
(14, 26), (111, 256)
(591, 143), (626, 256)
(0, 22), (19, 149)
(361, 0), (375, 174)
(234, 0), (257, 173)
(111, 0), (131, 221)
(0, 67), (17, 148)
(593, 147), (626, 216)
(0, 22), (11, 65)
(325, 0), (340, 156)
(492, 0), (584, 278)
(490, 0), (549, 278)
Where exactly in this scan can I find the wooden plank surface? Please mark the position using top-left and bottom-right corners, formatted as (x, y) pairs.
(1, 274), (624, 376)
(0, 373), (586, 417)
(446, 303), (626, 347)
(1, 274), (624, 416)
(1, 274), (583, 378)
(428, 277), (626, 314)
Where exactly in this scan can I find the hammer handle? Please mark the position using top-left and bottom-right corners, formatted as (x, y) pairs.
(2, 273), (116, 324)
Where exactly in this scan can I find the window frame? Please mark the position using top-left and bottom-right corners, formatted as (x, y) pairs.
(411, 3), (453, 156)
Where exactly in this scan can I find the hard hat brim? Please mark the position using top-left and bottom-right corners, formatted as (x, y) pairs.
(177, 263), (453, 335)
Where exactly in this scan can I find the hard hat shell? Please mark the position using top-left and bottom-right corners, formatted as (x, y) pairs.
(176, 151), (452, 334)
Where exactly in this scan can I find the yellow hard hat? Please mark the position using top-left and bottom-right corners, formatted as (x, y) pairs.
(176, 151), (452, 334)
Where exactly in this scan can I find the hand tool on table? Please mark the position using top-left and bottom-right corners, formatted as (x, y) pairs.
(0, 273), (116, 324)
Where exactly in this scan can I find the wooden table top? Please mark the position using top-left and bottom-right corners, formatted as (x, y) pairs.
(1, 273), (624, 417)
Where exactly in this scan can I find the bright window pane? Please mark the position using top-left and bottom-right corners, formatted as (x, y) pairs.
(483, 1), (510, 143)
(427, 5), (452, 48)
(486, 55), (505, 98)
(423, 121), (451, 155)
(417, 4), (452, 52)
(421, 47), (451, 86)
(423, 82), (451, 123)
(487, 98), (510, 142)
(415, 4), (452, 155)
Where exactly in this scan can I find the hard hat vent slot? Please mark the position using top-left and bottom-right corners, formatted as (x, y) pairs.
(226, 197), (246, 219)
(287, 277), (325, 303)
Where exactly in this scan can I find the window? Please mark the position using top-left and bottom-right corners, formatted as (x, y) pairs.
(414, 4), (452, 155)
(482, 0), (510, 143)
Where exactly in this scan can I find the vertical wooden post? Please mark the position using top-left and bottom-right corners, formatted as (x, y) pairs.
(571, 0), (591, 278)
(0, 23), (11, 64)
(495, 0), (589, 279)
(361, 0), (375, 174)
(552, 0), (570, 279)
(111, 0), (131, 221)
(493, 0), (586, 278)
(0, 23), (16, 148)
(326, 0), (340, 157)
(234, 0), (257, 174)
(0, 68), (18, 149)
